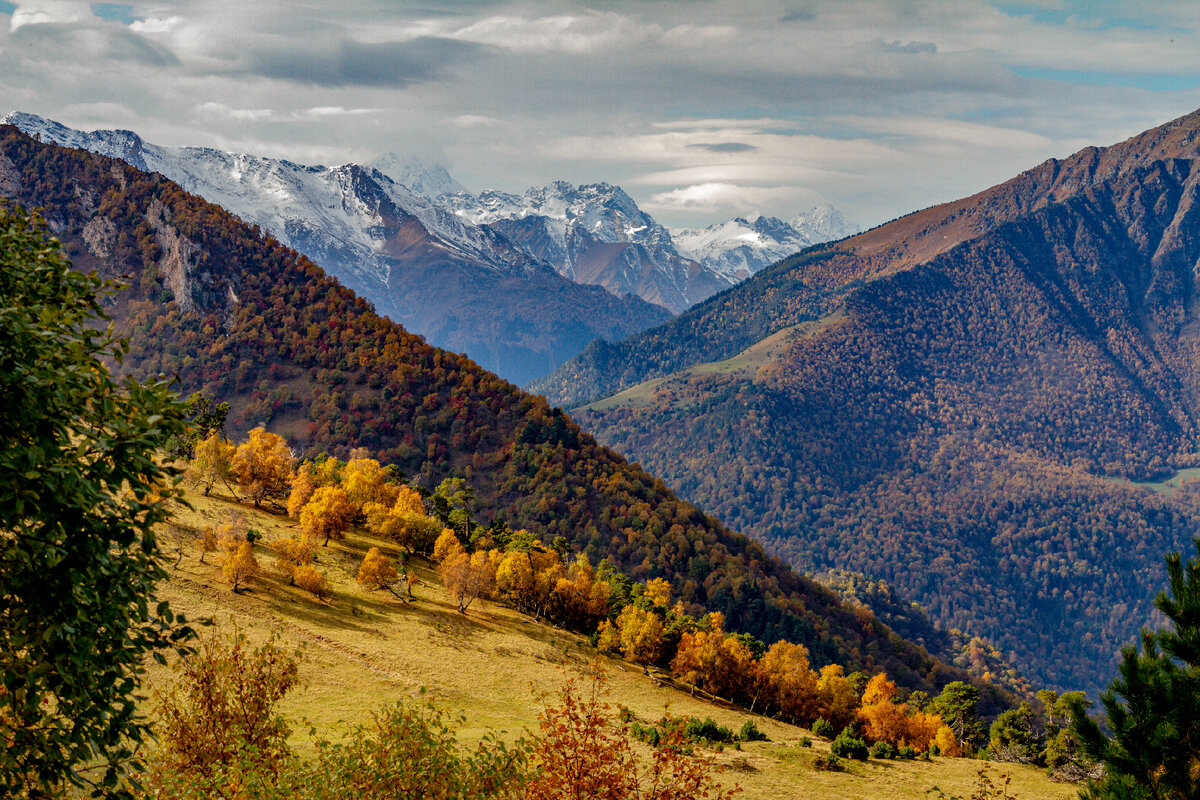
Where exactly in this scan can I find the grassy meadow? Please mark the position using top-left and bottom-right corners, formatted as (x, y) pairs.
(150, 489), (1079, 800)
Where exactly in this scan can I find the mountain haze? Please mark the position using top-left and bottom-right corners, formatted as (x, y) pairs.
(541, 108), (1200, 694)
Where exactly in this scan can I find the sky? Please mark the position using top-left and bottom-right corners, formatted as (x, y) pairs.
(1, 1), (1199, 229)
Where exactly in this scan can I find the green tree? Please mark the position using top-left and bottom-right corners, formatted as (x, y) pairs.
(0, 204), (192, 797)
(1072, 539), (1200, 800)
(988, 702), (1043, 765)
(928, 681), (984, 754)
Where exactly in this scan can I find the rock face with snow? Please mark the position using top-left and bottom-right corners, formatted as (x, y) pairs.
(445, 182), (858, 312)
(670, 207), (861, 282)
(1, 112), (670, 385)
(441, 182), (734, 314)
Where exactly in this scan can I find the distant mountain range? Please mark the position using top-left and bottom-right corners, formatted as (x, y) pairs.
(3, 112), (855, 382)
(537, 107), (1200, 695)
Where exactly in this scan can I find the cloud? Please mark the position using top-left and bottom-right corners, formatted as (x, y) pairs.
(688, 142), (758, 153)
(197, 102), (378, 122)
(245, 36), (483, 88)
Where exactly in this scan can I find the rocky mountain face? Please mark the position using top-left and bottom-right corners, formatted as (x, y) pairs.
(1, 112), (668, 385)
(539, 108), (1200, 694)
(0, 122), (1006, 703)
(443, 182), (858, 313)
(441, 181), (733, 313)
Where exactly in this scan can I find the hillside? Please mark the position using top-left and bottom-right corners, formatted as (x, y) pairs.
(151, 489), (1074, 800)
(535, 108), (1200, 694)
(2, 112), (669, 385)
(0, 124), (1001, 701)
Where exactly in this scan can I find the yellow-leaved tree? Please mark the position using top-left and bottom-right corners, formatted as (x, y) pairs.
(270, 535), (315, 586)
(357, 546), (399, 591)
(615, 605), (665, 666)
(340, 458), (398, 515)
(286, 463), (317, 519)
(186, 432), (236, 497)
(222, 541), (259, 593)
(753, 641), (819, 724)
(300, 486), (354, 546)
(363, 486), (441, 554)
(231, 428), (293, 508)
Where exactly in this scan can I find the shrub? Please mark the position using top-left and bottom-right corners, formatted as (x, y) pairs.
(813, 753), (843, 771)
(738, 720), (768, 742)
(293, 565), (332, 600)
(898, 745), (917, 760)
(830, 730), (869, 760)
(682, 717), (736, 744)
(800, 736), (812, 748)
(870, 741), (898, 759)
(812, 718), (835, 739)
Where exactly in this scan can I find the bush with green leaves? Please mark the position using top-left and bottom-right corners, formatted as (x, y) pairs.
(738, 719), (767, 742)
(870, 741), (898, 759)
(830, 730), (869, 760)
(682, 716), (736, 744)
(0, 203), (191, 798)
(811, 718), (835, 739)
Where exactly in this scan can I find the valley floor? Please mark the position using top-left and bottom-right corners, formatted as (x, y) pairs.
(151, 490), (1078, 800)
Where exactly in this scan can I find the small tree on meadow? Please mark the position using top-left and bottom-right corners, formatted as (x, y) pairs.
(523, 675), (740, 800)
(300, 486), (354, 546)
(187, 432), (237, 497)
(231, 427), (293, 508)
(223, 541), (260, 593)
(357, 547), (400, 591)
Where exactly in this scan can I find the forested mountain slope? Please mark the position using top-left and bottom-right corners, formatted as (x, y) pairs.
(0, 125), (1000, 701)
(543, 108), (1200, 694)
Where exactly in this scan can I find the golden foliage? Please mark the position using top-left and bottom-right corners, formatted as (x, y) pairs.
(270, 535), (315, 585)
(753, 641), (819, 724)
(300, 486), (354, 546)
(357, 546), (399, 591)
(231, 427), (293, 508)
(222, 541), (260, 593)
(815, 664), (859, 730)
(287, 463), (316, 519)
(644, 578), (671, 608)
(186, 433), (235, 497)
(293, 564), (331, 601)
(616, 605), (665, 666)
(340, 458), (399, 512)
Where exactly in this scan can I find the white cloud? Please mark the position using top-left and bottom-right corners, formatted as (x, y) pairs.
(11, 1), (86, 31)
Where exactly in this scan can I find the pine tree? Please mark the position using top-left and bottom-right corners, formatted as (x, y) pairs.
(1072, 539), (1200, 800)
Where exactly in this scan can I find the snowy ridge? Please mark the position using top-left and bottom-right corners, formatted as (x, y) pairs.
(441, 181), (729, 312)
(671, 206), (861, 281)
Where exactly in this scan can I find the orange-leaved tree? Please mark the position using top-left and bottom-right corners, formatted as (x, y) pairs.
(357, 546), (399, 591)
(523, 674), (739, 800)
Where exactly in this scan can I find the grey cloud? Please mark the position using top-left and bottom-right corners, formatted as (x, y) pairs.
(9, 21), (180, 67)
(688, 142), (758, 152)
(877, 39), (938, 55)
(779, 8), (816, 22)
(246, 37), (485, 88)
